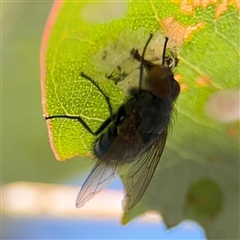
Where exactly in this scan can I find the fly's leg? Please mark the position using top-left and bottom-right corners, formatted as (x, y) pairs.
(131, 49), (155, 69)
(131, 49), (154, 65)
(134, 33), (153, 89)
(131, 37), (169, 67)
(45, 114), (115, 136)
(131, 36), (169, 81)
(45, 71), (115, 136)
(80, 72), (113, 118)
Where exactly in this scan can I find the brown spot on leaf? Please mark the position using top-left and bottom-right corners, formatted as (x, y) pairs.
(216, 0), (240, 18)
(173, 74), (187, 92)
(174, 74), (183, 83)
(175, 0), (217, 14)
(161, 17), (205, 46)
(172, 0), (239, 19)
(206, 156), (215, 164)
(227, 124), (239, 139)
(180, 83), (189, 92)
(184, 22), (205, 41)
(195, 75), (212, 87)
(184, 179), (223, 220)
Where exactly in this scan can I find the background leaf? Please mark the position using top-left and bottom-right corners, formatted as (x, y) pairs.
(2, 1), (89, 184)
(42, 1), (239, 239)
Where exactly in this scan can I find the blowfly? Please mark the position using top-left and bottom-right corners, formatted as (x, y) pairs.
(45, 34), (180, 210)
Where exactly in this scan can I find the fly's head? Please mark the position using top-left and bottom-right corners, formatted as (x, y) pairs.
(131, 37), (180, 102)
(146, 63), (180, 102)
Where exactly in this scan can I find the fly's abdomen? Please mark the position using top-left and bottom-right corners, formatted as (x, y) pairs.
(94, 104), (143, 162)
(94, 125), (117, 159)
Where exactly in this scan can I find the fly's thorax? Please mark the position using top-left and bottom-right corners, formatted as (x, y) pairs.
(125, 90), (154, 114)
(138, 95), (172, 135)
(125, 90), (172, 135)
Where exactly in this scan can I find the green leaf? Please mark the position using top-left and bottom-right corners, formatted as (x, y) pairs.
(42, 1), (239, 239)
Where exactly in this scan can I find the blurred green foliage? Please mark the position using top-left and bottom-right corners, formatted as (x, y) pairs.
(2, 2), (91, 184)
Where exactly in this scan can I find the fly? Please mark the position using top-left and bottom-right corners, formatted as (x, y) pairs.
(45, 34), (180, 210)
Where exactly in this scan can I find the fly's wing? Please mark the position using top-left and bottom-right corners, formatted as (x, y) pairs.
(122, 129), (168, 211)
(76, 161), (117, 208)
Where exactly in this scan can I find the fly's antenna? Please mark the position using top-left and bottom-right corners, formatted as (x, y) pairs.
(162, 37), (169, 66)
(139, 33), (153, 89)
